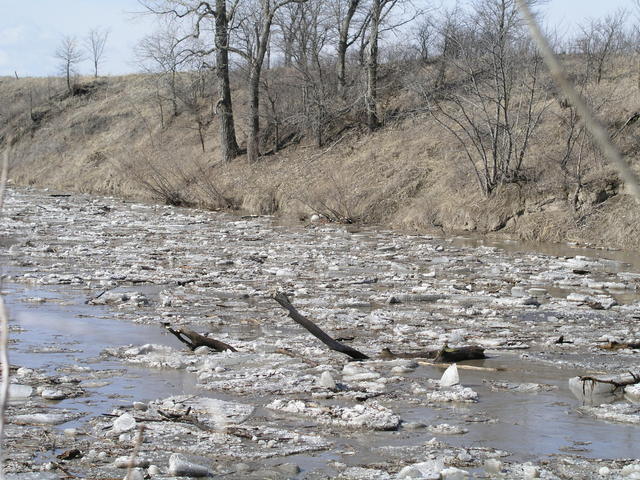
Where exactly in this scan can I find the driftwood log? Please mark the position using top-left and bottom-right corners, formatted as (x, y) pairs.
(435, 345), (486, 362)
(380, 345), (486, 362)
(272, 292), (369, 360)
(164, 324), (237, 352)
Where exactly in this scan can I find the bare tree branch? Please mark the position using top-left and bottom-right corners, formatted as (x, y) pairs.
(516, 0), (640, 202)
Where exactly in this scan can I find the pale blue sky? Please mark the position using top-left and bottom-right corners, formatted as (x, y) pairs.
(0, 0), (635, 77)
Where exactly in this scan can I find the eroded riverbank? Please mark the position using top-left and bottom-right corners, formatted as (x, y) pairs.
(1, 186), (640, 479)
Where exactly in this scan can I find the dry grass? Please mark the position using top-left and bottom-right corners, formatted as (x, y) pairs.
(2, 54), (640, 250)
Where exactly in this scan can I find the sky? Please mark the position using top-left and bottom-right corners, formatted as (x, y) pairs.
(0, 0), (635, 78)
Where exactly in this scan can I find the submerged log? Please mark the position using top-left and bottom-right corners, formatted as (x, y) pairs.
(164, 324), (237, 352)
(380, 345), (486, 363)
(272, 292), (369, 360)
(435, 345), (486, 362)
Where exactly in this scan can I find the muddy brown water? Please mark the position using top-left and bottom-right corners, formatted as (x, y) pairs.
(451, 234), (640, 273)
(6, 282), (205, 422)
(5, 275), (640, 469)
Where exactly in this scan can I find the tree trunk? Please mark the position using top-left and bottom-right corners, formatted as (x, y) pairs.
(436, 36), (449, 88)
(170, 70), (178, 117)
(337, 0), (360, 93)
(284, 36), (293, 67)
(366, 0), (381, 131)
(197, 121), (206, 152)
(246, 10), (273, 164)
(215, 0), (240, 162)
(337, 35), (348, 91)
(247, 68), (261, 164)
(66, 62), (71, 93)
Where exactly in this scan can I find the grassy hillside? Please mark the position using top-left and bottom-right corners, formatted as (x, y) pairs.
(1, 58), (640, 250)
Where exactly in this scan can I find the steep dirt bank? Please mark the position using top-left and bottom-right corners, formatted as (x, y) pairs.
(1, 71), (639, 250)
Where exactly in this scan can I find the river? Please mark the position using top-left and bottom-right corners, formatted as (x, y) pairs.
(2, 186), (639, 479)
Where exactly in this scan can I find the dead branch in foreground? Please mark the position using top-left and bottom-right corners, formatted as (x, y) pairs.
(272, 292), (369, 360)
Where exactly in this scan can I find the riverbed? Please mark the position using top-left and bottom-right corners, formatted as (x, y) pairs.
(1, 186), (639, 479)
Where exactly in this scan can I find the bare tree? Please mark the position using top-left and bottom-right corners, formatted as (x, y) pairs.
(235, 0), (308, 163)
(177, 62), (217, 152)
(364, 0), (414, 131)
(289, 0), (333, 146)
(634, 0), (640, 89)
(54, 35), (85, 93)
(136, 27), (186, 117)
(211, 0), (242, 161)
(365, 0), (383, 131)
(433, 7), (470, 88)
(331, 0), (367, 91)
(85, 27), (110, 78)
(412, 16), (436, 62)
(141, 0), (241, 163)
(274, 2), (304, 67)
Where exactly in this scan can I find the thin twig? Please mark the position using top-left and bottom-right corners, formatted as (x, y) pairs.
(0, 146), (10, 480)
(125, 425), (146, 480)
(515, 0), (640, 202)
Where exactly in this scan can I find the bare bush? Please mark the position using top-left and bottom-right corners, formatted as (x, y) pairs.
(573, 10), (627, 85)
(176, 64), (217, 152)
(428, 0), (549, 196)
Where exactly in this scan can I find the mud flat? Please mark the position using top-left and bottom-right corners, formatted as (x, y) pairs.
(1, 186), (640, 479)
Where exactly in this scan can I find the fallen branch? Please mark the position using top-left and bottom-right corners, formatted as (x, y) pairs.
(275, 347), (320, 366)
(51, 461), (78, 478)
(156, 409), (214, 432)
(555, 336), (573, 344)
(86, 289), (107, 304)
(579, 371), (640, 389)
(102, 409), (210, 433)
(272, 293), (369, 360)
(163, 324), (237, 352)
(611, 112), (640, 140)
